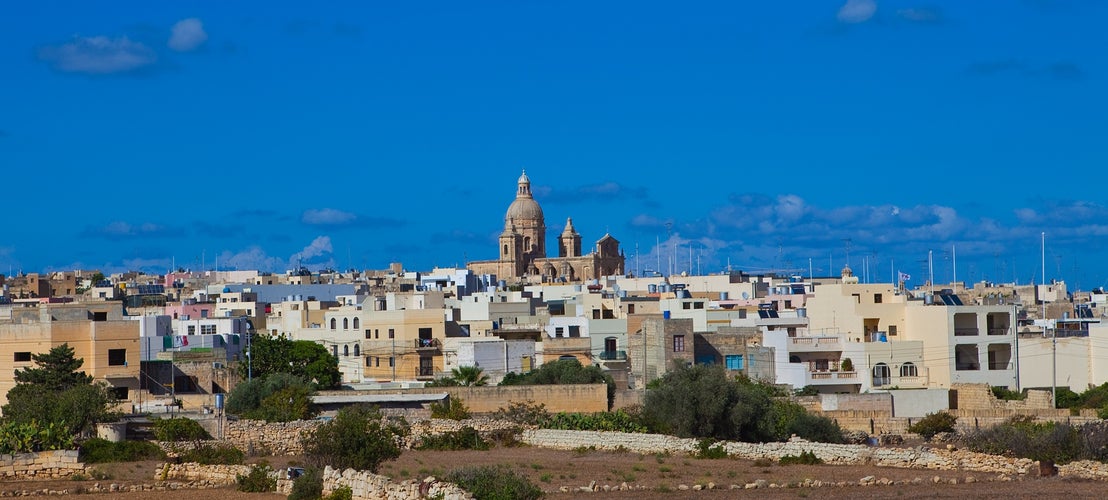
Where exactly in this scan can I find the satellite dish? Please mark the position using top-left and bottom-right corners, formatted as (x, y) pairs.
(741, 292), (750, 300)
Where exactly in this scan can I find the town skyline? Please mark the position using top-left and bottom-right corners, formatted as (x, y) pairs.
(3, 1), (1107, 288)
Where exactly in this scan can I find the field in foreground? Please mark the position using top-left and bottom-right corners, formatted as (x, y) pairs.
(3, 446), (1106, 499)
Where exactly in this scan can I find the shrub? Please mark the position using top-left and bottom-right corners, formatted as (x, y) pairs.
(840, 358), (854, 373)
(695, 438), (728, 459)
(446, 465), (542, 500)
(430, 397), (470, 420)
(152, 417), (211, 442)
(324, 486), (352, 500)
(79, 438), (166, 463)
(236, 461), (276, 492)
(779, 451), (823, 465)
(303, 405), (406, 472)
(226, 373), (318, 422)
(991, 386), (1026, 401)
(416, 427), (489, 451)
(494, 400), (550, 426)
(908, 412), (957, 441)
(287, 467), (323, 500)
(794, 386), (820, 397)
(179, 443), (245, 465)
(541, 410), (648, 433)
(501, 358), (616, 410)
(961, 417), (1087, 464)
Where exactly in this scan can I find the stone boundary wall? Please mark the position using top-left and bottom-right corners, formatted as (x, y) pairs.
(224, 419), (321, 455)
(319, 384), (608, 413)
(0, 450), (85, 479)
(952, 383), (1053, 411)
(156, 462), (254, 486)
(520, 428), (1108, 477)
(321, 466), (472, 500)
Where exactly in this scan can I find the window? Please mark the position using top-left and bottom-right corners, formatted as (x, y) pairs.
(725, 354), (744, 370)
(13, 352), (31, 362)
(366, 356), (372, 367)
(343, 318), (349, 330)
(92, 311), (107, 321)
(201, 324), (217, 335)
(108, 349), (126, 366)
(673, 335), (685, 352)
(353, 318), (360, 329)
(554, 327), (564, 338)
(955, 345), (979, 370)
(112, 387), (129, 399)
(330, 318), (337, 330)
(354, 344), (360, 356)
(187, 325), (196, 335)
(888, 325), (898, 336)
(682, 302), (691, 310)
(900, 362), (917, 377)
(365, 329), (372, 339)
(568, 325), (581, 338)
(200, 310), (209, 318)
(628, 304), (635, 314)
(592, 309), (601, 319)
(343, 345), (349, 357)
(389, 357), (395, 367)
(332, 345), (338, 357)
(694, 302), (704, 310)
(388, 329), (395, 339)
(874, 293), (883, 303)
(872, 363), (891, 386)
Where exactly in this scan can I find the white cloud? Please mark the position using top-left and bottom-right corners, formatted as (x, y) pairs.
(302, 208), (357, 226)
(298, 236), (333, 260)
(838, 0), (877, 23)
(38, 36), (156, 74)
(168, 18), (208, 52)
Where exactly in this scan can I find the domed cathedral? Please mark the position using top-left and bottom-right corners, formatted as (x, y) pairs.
(467, 171), (625, 282)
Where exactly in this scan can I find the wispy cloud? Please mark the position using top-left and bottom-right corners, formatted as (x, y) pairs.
(897, 7), (943, 23)
(38, 36), (157, 75)
(533, 181), (656, 207)
(81, 221), (182, 240)
(301, 208), (404, 228)
(168, 18), (208, 52)
(838, 0), (877, 23)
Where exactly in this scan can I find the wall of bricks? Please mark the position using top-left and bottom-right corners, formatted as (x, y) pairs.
(0, 450), (85, 479)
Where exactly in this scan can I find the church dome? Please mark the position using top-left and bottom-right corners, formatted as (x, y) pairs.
(505, 169), (544, 224)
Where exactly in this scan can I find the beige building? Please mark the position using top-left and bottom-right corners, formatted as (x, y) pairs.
(468, 171), (625, 282)
(0, 302), (140, 410)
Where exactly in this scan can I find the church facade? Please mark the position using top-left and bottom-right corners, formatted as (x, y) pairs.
(467, 171), (624, 282)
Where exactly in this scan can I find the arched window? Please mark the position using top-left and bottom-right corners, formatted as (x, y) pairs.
(353, 317), (360, 329)
(789, 355), (801, 364)
(354, 344), (360, 356)
(873, 362), (891, 386)
(343, 345), (349, 357)
(330, 318), (337, 330)
(343, 318), (349, 330)
(900, 362), (917, 378)
(503, 244), (509, 255)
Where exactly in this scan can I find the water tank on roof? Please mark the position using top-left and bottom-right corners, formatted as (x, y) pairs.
(648, 284), (657, 294)
(223, 287), (231, 293)
(677, 290), (691, 299)
(618, 290), (628, 298)
(663, 310), (671, 319)
(797, 307), (807, 318)
(719, 291), (729, 300)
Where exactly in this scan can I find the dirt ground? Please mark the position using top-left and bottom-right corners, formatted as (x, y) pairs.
(2, 447), (1106, 499)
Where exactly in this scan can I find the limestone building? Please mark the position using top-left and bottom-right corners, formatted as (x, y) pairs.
(468, 171), (624, 282)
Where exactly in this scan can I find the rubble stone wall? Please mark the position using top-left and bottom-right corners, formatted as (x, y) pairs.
(0, 450), (85, 479)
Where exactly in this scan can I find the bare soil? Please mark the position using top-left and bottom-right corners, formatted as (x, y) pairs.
(2, 448), (1104, 499)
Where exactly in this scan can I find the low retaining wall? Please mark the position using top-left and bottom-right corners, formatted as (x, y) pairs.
(0, 450), (85, 479)
(224, 419), (321, 455)
(321, 466), (472, 500)
(156, 462), (254, 486)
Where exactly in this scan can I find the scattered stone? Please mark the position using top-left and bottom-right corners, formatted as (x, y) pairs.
(754, 479), (768, 489)
(692, 484), (703, 491)
(678, 484), (689, 491)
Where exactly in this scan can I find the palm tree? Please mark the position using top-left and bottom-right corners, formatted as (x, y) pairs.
(450, 365), (489, 387)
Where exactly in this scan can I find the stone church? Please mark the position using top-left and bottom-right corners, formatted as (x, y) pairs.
(467, 171), (624, 282)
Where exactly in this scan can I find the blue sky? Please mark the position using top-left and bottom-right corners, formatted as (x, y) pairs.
(3, 1), (1107, 289)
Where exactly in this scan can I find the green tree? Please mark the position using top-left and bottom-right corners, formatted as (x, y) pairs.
(302, 405), (406, 472)
(501, 358), (615, 409)
(2, 344), (116, 439)
(242, 334), (341, 389)
(226, 372), (318, 422)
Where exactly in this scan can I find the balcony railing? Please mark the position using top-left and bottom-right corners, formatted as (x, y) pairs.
(806, 371), (858, 383)
(415, 338), (441, 349)
(416, 367), (434, 378)
(598, 350), (627, 361)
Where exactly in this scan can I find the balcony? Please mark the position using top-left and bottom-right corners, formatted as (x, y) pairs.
(415, 338), (441, 350)
(805, 371), (858, 385)
(598, 350), (627, 361)
(954, 327), (979, 336)
(416, 366), (435, 379)
(788, 337), (842, 352)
